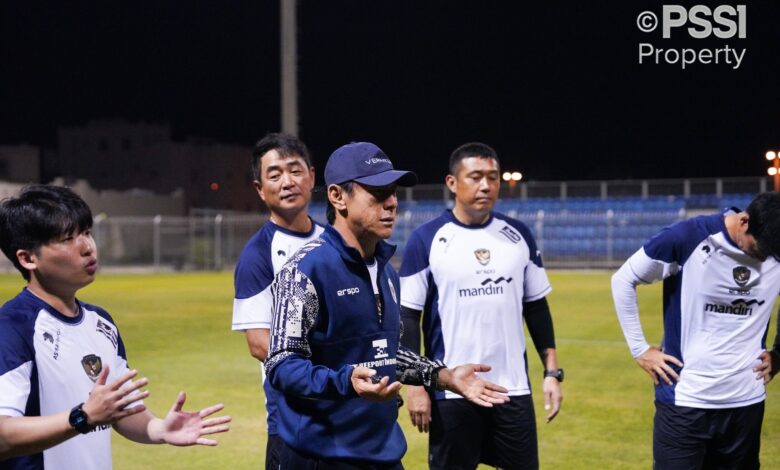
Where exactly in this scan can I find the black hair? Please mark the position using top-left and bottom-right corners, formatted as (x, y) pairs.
(326, 181), (355, 224)
(745, 191), (780, 260)
(251, 133), (312, 181)
(448, 142), (500, 176)
(0, 185), (93, 281)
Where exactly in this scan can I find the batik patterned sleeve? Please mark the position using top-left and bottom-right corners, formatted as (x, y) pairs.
(265, 247), (356, 399)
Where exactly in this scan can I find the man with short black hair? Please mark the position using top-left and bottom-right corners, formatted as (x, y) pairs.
(612, 191), (780, 469)
(266, 141), (510, 468)
(231, 132), (323, 469)
(0, 184), (230, 469)
(400, 142), (563, 470)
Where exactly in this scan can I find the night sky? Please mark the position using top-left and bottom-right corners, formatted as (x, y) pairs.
(2, 1), (779, 184)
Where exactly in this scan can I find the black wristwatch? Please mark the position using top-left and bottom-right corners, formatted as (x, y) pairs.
(544, 368), (564, 383)
(69, 403), (95, 434)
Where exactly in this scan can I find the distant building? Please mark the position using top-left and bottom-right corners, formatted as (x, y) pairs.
(56, 120), (171, 190)
(0, 179), (184, 217)
(55, 120), (258, 212)
(0, 145), (40, 183)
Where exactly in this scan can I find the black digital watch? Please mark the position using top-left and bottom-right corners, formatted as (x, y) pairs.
(543, 368), (565, 383)
(68, 403), (95, 434)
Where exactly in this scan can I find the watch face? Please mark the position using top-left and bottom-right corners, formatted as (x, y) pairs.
(69, 405), (94, 434)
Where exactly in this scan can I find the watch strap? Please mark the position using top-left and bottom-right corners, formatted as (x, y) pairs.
(544, 368), (564, 382)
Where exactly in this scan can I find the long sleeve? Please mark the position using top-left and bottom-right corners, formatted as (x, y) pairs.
(611, 248), (674, 358)
(266, 264), (356, 400)
(400, 306), (422, 354)
(523, 297), (556, 353)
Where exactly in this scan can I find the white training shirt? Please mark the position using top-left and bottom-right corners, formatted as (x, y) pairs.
(612, 210), (780, 408)
(232, 219), (325, 332)
(399, 210), (551, 398)
(0, 289), (138, 470)
(231, 218), (324, 435)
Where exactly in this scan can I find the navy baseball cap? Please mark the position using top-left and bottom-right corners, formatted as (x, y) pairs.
(324, 142), (418, 187)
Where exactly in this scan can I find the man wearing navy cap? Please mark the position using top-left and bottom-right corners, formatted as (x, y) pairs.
(266, 142), (509, 468)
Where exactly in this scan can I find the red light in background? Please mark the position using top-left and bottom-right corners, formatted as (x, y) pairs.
(210, 182), (219, 191)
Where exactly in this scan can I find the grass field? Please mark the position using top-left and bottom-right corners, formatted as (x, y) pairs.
(0, 271), (777, 469)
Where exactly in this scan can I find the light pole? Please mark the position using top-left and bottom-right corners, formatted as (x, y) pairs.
(766, 151), (779, 192)
(502, 171), (523, 197)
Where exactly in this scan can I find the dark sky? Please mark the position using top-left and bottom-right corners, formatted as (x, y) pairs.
(2, 1), (779, 183)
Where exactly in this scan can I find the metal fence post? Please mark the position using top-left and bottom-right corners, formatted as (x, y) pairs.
(535, 210), (545, 254)
(153, 215), (161, 271)
(606, 209), (614, 265)
(214, 214), (223, 271)
(188, 215), (196, 269)
(92, 214), (105, 252)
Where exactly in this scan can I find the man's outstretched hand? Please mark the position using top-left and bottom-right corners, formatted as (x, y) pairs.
(150, 391), (231, 446)
(435, 364), (509, 407)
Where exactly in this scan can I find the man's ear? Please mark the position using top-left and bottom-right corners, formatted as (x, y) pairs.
(16, 248), (37, 272)
(328, 184), (347, 211)
(307, 166), (316, 190)
(445, 174), (457, 195)
(739, 213), (750, 231)
(253, 180), (266, 202)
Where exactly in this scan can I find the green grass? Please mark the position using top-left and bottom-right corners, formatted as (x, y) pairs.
(0, 271), (777, 469)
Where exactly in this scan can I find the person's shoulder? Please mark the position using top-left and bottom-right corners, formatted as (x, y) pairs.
(492, 211), (533, 232)
(643, 213), (720, 263)
(235, 223), (277, 274)
(490, 211), (539, 247)
(666, 213), (721, 240)
(0, 292), (39, 345)
(240, 222), (277, 254)
(80, 301), (117, 325)
(281, 237), (328, 272)
(0, 291), (40, 323)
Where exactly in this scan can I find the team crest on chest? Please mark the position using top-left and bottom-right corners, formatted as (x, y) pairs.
(81, 354), (103, 382)
(474, 248), (491, 266)
(733, 266), (751, 287)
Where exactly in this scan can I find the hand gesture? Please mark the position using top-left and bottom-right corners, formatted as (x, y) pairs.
(754, 350), (780, 385)
(436, 364), (509, 407)
(154, 392), (231, 446)
(542, 377), (563, 423)
(83, 366), (149, 426)
(405, 385), (431, 433)
(636, 346), (683, 385)
(350, 366), (401, 402)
